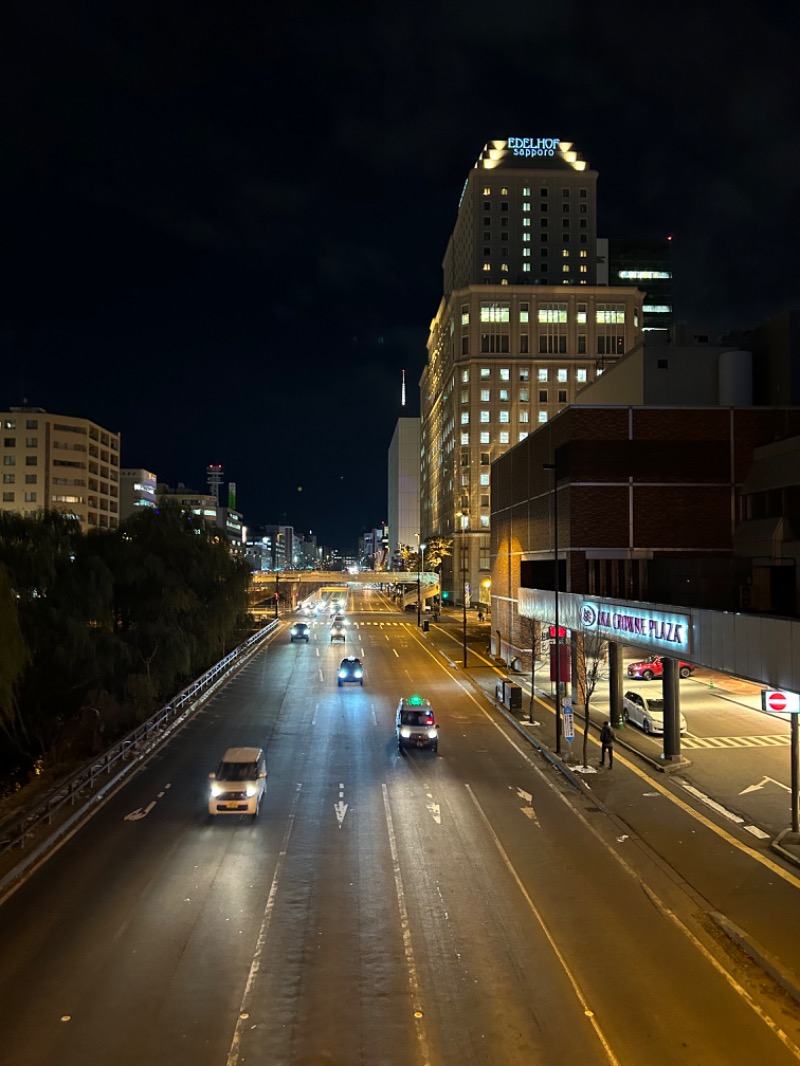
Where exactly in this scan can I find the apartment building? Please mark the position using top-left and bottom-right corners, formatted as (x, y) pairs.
(0, 406), (120, 530)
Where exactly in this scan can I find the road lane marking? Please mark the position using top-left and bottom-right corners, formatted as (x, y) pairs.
(465, 784), (620, 1065)
(382, 783), (432, 1066)
(740, 775), (791, 795)
(226, 783), (303, 1066)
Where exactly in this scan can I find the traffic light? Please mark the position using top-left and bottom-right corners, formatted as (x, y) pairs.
(441, 591), (449, 600)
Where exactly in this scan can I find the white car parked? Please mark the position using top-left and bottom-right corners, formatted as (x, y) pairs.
(622, 691), (687, 736)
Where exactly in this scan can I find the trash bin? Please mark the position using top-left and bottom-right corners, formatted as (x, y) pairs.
(505, 683), (522, 710)
(422, 619), (430, 632)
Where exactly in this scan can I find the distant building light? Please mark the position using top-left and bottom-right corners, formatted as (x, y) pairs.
(643, 305), (671, 313)
(618, 270), (672, 280)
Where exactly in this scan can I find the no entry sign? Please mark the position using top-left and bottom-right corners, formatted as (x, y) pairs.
(762, 689), (800, 714)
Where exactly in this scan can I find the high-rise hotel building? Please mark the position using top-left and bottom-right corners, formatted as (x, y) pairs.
(420, 138), (644, 602)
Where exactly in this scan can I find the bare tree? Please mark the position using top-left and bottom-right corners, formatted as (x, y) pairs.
(572, 628), (609, 767)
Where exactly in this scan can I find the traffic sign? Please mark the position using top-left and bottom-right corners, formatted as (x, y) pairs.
(563, 709), (575, 741)
(763, 689), (800, 714)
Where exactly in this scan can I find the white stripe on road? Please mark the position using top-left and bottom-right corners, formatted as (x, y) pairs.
(226, 783), (303, 1066)
(382, 783), (432, 1066)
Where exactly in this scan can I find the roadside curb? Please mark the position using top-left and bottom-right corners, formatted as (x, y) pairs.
(711, 910), (800, 1009)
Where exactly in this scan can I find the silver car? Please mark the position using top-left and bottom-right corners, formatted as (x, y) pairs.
(622, 691), (687, 735)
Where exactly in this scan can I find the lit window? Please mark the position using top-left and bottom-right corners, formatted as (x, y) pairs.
(461, 412), (470, 424)
(480, 473), (490, 486)
(482, 263), (491, 272)
(538, 368), (548, 382)
(522, 264), (531, 272)
(519, 368), (529, 381)
(519, 410), (529, 423)
(577, 304), (587, 324)
(461, 389), (469, 403)
(499, 389), (509, 402)
(480, 432), (490, 444)
(523, 233), (531, 242)
(523, 218), (531, 227)
(538, 411), (548, 423)
(499, 432), (509, 444)
(461, 305), (469, 325)
(523, 248), (531, 257)
(580, 265), (587, 273)
(499, 410), (509, 423)
(597, 305), (625, 324)
(461, 432), (469, 445)
(577, 369), (587, 382)
(480, 515), (490, 528)
(480, 303), (510, 323)
(480, 367), (491, 379)
(519, 388), (529, 401)
(522, 201), (530, 212)
(501, 263), (508, 272)
(461, 369), (469, 383)
(538, 304), (568, 323)
(499, 368), (510, 381)
(480, 411), (490, 423)
(480, 389), (490, 401)
(519, 431), (528, 442)
(519, 302), (529, 323)
(558, 369), (567, 382)
(483, 186), (491, 195)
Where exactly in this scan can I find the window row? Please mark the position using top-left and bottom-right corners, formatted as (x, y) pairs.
(471, 302), (625, 324)
(461, 367), (588, 383)
(482, 186), (588, 198)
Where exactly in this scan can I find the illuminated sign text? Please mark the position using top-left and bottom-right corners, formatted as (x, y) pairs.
(508, 137), (560, 158)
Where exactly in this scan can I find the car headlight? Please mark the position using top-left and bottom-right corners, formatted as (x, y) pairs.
(400, 728), (412, 738)
(427, 729), (438, 739)
(210, 784), (222, 797)
(354, 670), (362, 678)
(338, 670), (346, 678)
(245, 785), (258, 797)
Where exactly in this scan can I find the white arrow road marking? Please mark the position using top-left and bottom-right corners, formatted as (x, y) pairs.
(335, 783), (348, 827)
(425, 793), (441, 824)
(509, 785), (538, 825)
(740, 775), (791, 795)
(124, 801), (156, 821)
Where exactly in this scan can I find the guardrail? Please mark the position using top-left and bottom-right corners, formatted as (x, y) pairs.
(0, 620), (280, 867)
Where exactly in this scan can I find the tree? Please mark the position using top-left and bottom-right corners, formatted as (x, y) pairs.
(572, 628), (609, 767)
(0, 564), (31, 756)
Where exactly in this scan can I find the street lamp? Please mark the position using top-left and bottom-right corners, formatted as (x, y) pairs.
(543, 461), (562, 755)
(417, 541), (427, 627)
(456, 511), (468, 667)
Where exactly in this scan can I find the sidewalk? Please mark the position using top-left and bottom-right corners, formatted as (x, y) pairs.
(407, 603), (800, 869)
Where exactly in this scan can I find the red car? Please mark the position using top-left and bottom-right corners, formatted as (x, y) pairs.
(626, 655), (694, 681)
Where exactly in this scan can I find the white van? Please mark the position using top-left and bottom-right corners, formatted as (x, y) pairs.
(208, 747), (267, 817)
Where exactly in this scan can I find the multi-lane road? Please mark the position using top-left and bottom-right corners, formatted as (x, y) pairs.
(2, 587), (800, 1064)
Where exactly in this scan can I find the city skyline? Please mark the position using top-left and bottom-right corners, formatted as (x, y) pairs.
(2, 3), (798, 546)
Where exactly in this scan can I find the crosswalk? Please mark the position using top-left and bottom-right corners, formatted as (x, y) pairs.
(680, 734), (791, 750)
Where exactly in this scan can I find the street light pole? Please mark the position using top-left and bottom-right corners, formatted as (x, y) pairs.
(543, 462), (562, 755)
(415, 533), (421, 627)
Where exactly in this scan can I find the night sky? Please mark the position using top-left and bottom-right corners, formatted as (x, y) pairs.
(2, 2), (799, 549)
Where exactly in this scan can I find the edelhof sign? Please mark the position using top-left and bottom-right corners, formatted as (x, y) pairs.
(579, 600), (691, 656)
(507, 136), (560, 158)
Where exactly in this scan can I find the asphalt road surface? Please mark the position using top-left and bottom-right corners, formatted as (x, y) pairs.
(1, 589), (800, 1065)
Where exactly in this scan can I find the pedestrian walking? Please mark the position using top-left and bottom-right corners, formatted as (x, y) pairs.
(600, 720), (614, 767)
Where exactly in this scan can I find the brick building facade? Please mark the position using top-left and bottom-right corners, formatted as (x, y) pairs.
(490, 404), (800, 666)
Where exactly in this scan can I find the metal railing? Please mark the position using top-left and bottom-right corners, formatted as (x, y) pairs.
(0, 621), (280, 869)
